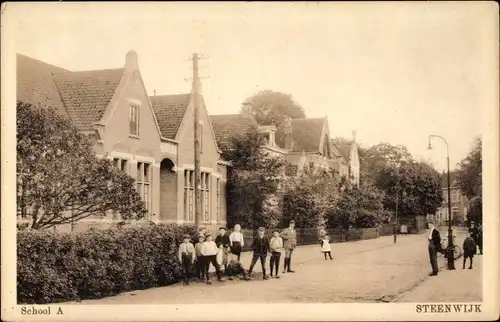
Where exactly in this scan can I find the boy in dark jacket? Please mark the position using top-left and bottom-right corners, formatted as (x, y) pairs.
(215, 227), (231, 271)
(225, 259), (251, 281)
(248, 227), (271, 280)
(463, 232), (477, 269)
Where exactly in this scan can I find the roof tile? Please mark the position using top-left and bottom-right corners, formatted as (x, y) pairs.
(150, 94), (191, 139)
(209, 114), (258, 147)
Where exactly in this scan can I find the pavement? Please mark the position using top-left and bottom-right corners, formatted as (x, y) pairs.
(65, 228), (481, 304)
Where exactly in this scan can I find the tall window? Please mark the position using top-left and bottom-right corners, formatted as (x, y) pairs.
(216, 178), (221, 221)
(136, 162), (151, 211)
(201, 172), (210, 221)
(129, 103), (139, 136)
(184, 170), (194, 220)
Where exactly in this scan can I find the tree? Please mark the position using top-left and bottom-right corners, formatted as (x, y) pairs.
(359, 143), (414, 184)
(282, 168), (341, 228)
(467, 196), (482, 224)
(456, 137), (482, 199)
(243, 90), (306, 128)
(222, 127), (285, 229)
(327, 182), (389, 229)
(17, 101), (147, 229)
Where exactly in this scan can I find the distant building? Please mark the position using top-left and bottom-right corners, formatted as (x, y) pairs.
(209, 105), (360, 185)
(427, 174), (469, 226)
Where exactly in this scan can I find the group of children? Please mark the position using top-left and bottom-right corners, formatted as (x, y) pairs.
(178, 220), (333, 286)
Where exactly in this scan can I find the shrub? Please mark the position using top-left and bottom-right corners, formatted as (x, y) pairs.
(17, 224), (197, 304)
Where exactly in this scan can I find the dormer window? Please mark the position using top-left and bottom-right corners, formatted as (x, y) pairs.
(129, 102), (140, 137)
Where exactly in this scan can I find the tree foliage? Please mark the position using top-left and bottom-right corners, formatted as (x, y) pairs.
(456, 136), (482, 199)
(243, 90), (306, 128)
(222, 127), (285, 229)
(17, 101), (146, 229)
(358, 142), (443, 219)
(327, 182), (389, 229)
(282, 168), (341, 228)
(466, 196), (482, 224)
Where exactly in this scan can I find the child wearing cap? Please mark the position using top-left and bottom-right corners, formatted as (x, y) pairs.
(194, 235), (205, 280)
(225, 259), (251, 281)
(229, 224), (245, 261)
(281, 219), (297, 273)
(201, 233), (225, 284)
(178, 235), (195, 286)
(215, 227), (231, 271)
(320, 235), (333, 260)
(248, 227), (271, 280)
(269, 230), (283, 278)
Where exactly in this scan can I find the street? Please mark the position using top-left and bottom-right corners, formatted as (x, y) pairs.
(66, 229), (481, 304)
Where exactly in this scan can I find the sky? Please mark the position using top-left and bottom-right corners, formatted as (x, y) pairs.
(8, 2), (495, 172)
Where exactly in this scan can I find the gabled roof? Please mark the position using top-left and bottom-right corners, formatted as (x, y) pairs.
(209, 114), (258, 147)
(17, 54), (124, 131)
(336, 143), (352, 161)
(275, 117), (326, 152)
(55, 69), (124, 130)
(150, 94), (191, 140)
(17, 54), (70, 117)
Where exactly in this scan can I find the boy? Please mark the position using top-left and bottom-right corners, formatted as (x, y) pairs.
(201, 233), (225, 284)
(215, 227), (231, 271)
(320, 235), (333, 260)
(178, 234), (195, 286)
(229, 224), (245, 261)
(225, 259), (251, 281)
(281, 219), (297, 273)
(194, 234), (205, 280)
(463, 232), (477, 269)
(248, 227), (270, 280)
(269, 230), (283, 279)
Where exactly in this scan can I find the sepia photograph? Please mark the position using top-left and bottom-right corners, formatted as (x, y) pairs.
(1, 2), (499, 321)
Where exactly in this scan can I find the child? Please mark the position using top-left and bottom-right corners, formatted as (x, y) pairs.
(229, 224), (245, 261)
(194, 235), (205, 280)
(248, 227), (270, 280)
(201, 233), (225, 284)
(215, 227), (231, 271)
(320, 235), (333, 260)
(178, 234), (195, 286)
(269, 230), (283, 279)
(225, 259), (251, 281)
(463, 232), (477, 269)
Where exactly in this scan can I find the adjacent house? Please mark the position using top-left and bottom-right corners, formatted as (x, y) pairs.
(17, 51), (228, 231)
(334, 133), (361, 186)
(428, 174), (469, 226)
(210, 105), (359, 184)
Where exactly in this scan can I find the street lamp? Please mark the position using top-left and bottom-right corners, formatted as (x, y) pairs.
(428, 135), (455, 270)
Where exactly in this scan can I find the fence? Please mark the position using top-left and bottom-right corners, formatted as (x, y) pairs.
(240, 227), (380, 252)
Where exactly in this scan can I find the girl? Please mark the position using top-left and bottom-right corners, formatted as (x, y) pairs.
(320, 235), (333, 260)
(229, 224), (245, 261)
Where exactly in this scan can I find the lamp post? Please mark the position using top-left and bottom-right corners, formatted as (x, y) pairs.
(428, 135), (455, 270)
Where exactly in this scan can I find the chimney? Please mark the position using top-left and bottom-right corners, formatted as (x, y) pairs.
(125, 50), (139, 72)
(284, 115), (293, 150)
(153, 90), (156, 97)
(352, 130), (357, 143)
(241, 102), (252, 116)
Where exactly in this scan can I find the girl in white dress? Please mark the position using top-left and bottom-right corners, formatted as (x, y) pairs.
(320, 235), (333, 260)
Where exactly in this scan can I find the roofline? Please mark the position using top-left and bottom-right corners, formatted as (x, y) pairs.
(161, 137), (179, 144)
(218, 159), (232, 166)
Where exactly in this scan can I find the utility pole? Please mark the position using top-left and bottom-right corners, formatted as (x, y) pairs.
(188, 53), (209, 229)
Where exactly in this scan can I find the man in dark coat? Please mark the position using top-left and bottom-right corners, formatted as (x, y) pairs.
(248, 227), (271, 280)
(427, 222), (443, 276)
(476, 223), (483, 255)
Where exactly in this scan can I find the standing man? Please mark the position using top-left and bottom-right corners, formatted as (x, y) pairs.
(469, 222), (479, 254)
(476, 222), (483, 255)
(281, 219), (297, 273)
(427, 221), (443, 276)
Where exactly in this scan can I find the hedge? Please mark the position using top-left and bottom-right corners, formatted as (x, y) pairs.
(17, 223), (198, 304)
